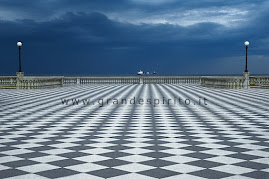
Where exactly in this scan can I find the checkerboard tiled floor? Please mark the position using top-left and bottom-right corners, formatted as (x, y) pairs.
(0, 84), (268, 178)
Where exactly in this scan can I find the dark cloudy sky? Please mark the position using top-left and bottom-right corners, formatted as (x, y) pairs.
(0, 0), (268, 75)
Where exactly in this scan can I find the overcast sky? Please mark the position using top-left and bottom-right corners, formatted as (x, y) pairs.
(0, 0), (268, 75)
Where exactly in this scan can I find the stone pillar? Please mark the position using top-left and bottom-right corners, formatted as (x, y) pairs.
(139, 77), (143, 84)
(243, 72), (250, 89)
(16, 72), (24, 89)
(77, 78), (80, 84)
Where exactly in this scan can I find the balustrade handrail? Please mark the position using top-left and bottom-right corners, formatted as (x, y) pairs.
(0, 76), (17, 78)
(63, 75), (201, 78)
(21, 76), (64, 79)
(201, 76), (243, 79)
(250, 75), (269, 78)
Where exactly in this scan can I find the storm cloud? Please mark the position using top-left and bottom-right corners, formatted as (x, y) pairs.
(0, 0), (268, 75)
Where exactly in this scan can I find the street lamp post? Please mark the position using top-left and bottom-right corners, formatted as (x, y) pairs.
(16, 41), (24, 89)
(244, 41), (249, 72)
(243, 41), (250, 89)
(17, 41), (23, 72)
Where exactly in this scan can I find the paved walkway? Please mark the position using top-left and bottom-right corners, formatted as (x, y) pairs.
(0, 85), (268, 178)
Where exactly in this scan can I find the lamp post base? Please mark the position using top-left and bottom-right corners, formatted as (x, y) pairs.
(243, 71), (249, 89)
(16, 72), (24, 89)
(16, 72), (24, 78)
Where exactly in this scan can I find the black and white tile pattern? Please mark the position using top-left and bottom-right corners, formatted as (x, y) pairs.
(0, 84), (268, 178)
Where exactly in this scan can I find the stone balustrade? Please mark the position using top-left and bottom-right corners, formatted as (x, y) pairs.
(0, 74), (63, 89)
(17, 76), (64, 89)
(0, 76), (17, 88)
(1, 74), (269, 89)
(201, 76), (245, 89)
(250, 76), (269, 88)
(142, 76), (201, 84)
(63, 76), (201, 85)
